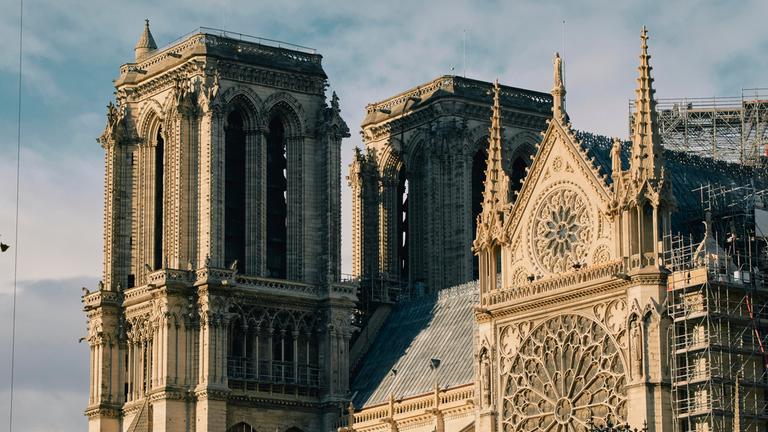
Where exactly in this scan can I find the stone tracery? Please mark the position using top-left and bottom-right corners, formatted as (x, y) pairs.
(502, 314), (627, 432)
(532, 186), (593, 274)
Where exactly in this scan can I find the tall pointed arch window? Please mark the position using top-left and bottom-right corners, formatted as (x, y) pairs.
(153, 126), (164, 270)
(225, 110), (246, 267)
(397, 168), (409, 282)
(266, 116), (287, 279)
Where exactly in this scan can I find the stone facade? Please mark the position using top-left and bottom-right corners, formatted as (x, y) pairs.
(349, 76), (552, 299)
(347, 28), (685, 432)
(83, 23), (356, 432)
(473, 28), (674, 432)
(84, 23), (767, 432)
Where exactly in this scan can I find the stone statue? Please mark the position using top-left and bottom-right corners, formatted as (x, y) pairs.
(553, 53), (564, 88)
(631, 318), (642, 378)
(480, 349), (491, 407)
(611, 137), (622, 173)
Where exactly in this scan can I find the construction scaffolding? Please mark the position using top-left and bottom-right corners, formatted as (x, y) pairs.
(666, 184), (768, 432)
(630, 89), (768, 168)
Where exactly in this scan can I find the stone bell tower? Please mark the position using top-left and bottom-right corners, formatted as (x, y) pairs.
(83, 22), (356, 432)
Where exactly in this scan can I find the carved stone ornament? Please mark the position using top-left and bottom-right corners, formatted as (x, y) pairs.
(502, 314), (627, 431)
(532, 186), (593, 274)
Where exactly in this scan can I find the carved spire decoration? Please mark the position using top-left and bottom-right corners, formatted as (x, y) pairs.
(134, 19), (158, 62)
(551, 52), (567, 122)
(630, 26), (664, 182)
(481, 79), (510, 217)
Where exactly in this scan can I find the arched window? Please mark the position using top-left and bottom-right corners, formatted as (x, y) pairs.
(225, 110), (246, 268)
(153, 126), (164, 270)
(397, 169), (409, 282)
(228, 422), (255, 432)
(266, 116), (287, 279)
(471, 148), (488, 279)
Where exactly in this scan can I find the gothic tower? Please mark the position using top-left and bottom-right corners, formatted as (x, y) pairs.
(349, 76), (552, 303)
(83, 23), (355, 432)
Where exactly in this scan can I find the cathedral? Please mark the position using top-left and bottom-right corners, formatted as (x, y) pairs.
(83, 23), (768, 432)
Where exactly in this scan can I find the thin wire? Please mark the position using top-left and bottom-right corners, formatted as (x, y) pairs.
(9, 0), (23, 430)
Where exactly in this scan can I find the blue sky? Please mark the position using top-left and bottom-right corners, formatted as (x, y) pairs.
(1, 1), (767, 430)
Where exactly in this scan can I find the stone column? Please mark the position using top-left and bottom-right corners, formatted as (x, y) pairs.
(287, 134), (305, 281)
(102, 137), (133, 291)
(625, 277), (673, 432)
(245, 128), (265, 276)
(198, 106), (225, 268)
(378, 170), (401, 287)
(194, 291), (228, 432)
(84, 290), (123, 432)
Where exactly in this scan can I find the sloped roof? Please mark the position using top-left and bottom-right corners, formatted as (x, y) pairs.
(576, 130), (766, 234)
(351, 281), (479, 408)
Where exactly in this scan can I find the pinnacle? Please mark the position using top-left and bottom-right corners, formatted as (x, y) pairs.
(134, 19), (158, 61)
(481, 79), (507, 212)
(630, 26), (663, 180)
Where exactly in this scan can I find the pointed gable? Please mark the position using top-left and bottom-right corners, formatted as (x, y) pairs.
(500, 54), (617, 282)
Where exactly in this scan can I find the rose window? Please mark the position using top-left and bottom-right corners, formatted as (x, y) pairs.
(532, 187), (592, 273)
(502, 315), (627, 432)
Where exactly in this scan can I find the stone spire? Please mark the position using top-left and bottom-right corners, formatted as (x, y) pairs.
(551, 52), (566, 121)
(481, 79), (509, 213)
(134, 19), (157, 62)
(630, 26), (664, 181)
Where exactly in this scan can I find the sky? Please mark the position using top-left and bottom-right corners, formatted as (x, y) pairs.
(0, 0), (767, 430)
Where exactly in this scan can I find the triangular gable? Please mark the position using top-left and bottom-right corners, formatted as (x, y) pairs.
(501, 118), (617, 279)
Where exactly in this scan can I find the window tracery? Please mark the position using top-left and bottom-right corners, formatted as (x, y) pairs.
(532, 186), (593, 273)
(502, 314), (627, 431)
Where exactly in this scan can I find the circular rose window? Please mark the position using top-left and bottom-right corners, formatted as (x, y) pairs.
(502, 315), (627, 432)
(532, 187), (592, 274)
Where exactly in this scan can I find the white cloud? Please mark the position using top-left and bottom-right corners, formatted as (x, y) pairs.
(1, 1), (767, 429)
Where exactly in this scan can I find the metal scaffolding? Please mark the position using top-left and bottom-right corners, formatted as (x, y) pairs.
(666, 184), (768, 432)
(630, 89), (768, 168)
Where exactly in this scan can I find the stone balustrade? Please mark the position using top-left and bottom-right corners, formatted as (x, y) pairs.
(484, 259), (625, 306)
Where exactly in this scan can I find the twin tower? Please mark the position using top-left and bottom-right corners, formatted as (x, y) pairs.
(83, 22), (557, 432)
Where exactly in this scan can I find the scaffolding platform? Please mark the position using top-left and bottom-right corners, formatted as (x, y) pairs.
(666, 184), (768, 432)
(630, 89), (768, 168)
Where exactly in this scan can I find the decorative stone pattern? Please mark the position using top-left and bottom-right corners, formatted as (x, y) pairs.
(85, 24), (356, 432)
(351, 75), (551, 297)
(501, 315), (627, 432)
(531, 186), (593, 274)
(474, 38), (678, 432)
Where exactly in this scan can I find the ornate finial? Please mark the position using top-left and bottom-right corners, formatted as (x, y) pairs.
(630, 26), (664, 181)
(134, 19), (158, 62)
(552, 52), (566, 121)
(480, 79), (509, 215)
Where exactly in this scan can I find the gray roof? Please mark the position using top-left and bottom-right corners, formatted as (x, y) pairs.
(576, 131), (766, 235)
(351, 281), (479, 408)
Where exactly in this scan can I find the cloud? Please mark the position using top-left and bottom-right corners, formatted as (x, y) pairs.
(0, 1), (767, 429)
(0, 277), (92, 431)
